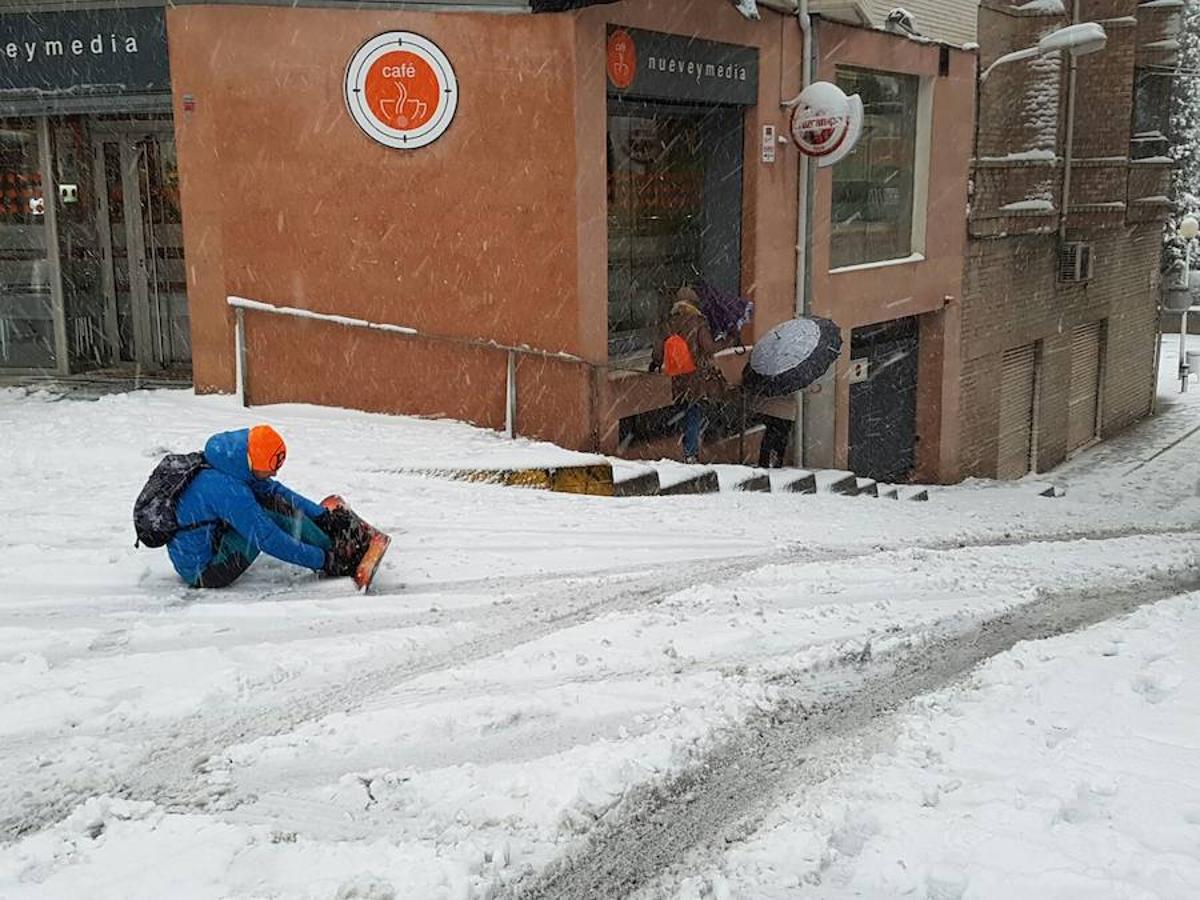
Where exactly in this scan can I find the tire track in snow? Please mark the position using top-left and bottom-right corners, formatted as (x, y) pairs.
(0, 550), (794, 842)
(504, 566), (1200, 900)
(4, 521), (1200, 844)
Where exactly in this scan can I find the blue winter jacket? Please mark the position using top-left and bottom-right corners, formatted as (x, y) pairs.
(167, 429), (327, 584)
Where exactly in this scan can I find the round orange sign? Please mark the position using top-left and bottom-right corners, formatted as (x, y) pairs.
(345, 32), (458, 149)
(363, 50), (441, 131)
(607, 30), (636, 91)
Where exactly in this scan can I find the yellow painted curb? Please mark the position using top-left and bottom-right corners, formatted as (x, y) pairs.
(411, 464), (615, 497)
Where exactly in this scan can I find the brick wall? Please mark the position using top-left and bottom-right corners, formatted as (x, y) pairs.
(960, 227), (1161, 477)
(959, 0), (1169, 479)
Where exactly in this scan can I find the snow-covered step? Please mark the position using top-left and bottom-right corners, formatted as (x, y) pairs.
(878, 484), (900, 500)
(899, 486), (929, 502)
(768, 469), (817, 494)
(855, 477), (878, 497)
(814, 469), (859, 496)
(611, 461), (660, 497)
(712, 465), (771, 493)
(651, 461), (720, 496)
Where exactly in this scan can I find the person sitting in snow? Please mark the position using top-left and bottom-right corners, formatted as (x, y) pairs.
(164, 425), (366, 588)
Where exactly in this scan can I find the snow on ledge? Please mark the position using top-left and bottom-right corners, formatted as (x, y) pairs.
(1000, 199), (1056, 213)
(830, 252), (926, 275)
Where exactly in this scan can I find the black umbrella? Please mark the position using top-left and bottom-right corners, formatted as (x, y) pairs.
(742, 316), (843, 398)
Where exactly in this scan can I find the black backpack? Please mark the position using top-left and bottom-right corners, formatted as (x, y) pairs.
(132, 452), (211, 548)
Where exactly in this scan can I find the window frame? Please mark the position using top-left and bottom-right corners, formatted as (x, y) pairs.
(828, 66), (933, 273)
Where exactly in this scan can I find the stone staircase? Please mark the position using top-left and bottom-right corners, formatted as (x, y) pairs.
(402, 459), (931, 502)
(612, 460), (929, 500)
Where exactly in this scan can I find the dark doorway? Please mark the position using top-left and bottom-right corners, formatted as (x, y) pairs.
(848, 316), (919, 482)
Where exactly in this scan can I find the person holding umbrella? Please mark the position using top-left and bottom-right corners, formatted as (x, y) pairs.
(650, 286), (731, 463)
(742, 316), (844, 467)
(752, 392), (798, 468)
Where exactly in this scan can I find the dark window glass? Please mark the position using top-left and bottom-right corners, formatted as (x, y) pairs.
(1132, 68), (1171, 161)
(606, 100), (743, 359)
(0, 120), (54, 369)
(830, 67), (920, 269)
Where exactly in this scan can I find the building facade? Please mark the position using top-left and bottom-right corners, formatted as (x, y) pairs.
(0, 0), (978, 484)
(962, 0), (1177, 479)
(167, 0), (806, 455)
(802, 18), (974, 484)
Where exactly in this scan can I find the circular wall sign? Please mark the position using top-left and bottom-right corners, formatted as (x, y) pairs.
(345, 31), (458, 149)
(607, 29), (636, 91)
(789, 82), (851, 159)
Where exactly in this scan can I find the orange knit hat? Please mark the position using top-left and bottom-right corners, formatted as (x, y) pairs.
(247, 425), (286, 476)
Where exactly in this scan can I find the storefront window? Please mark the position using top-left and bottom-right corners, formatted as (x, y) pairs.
(0, 121), (53, 369)
(830, 67), (920, 269)
(607, 100), (743, 359)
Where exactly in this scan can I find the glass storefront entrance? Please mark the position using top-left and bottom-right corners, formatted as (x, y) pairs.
(0, 121), (54, 369)
(0, 114), (188, 376)
(606, 100), (744, 360)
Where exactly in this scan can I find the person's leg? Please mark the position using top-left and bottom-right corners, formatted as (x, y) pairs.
(263, 506), (333, 552)
(683, 402), (701, 461)
(764, 417), (790, 468)
(194, 500), (334, 588)
(758, 418), (775, 468)
(194, 526), (258, 588)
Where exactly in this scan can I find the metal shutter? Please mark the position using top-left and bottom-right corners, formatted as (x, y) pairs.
(997, 344), (1037, 479)
(1067, 322), (1102, 453)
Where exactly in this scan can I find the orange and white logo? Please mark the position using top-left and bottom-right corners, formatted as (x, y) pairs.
(345, 32), (458, 149)
(607, 29), (636, 91)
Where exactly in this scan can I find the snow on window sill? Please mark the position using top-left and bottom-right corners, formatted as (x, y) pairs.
(830, 253), (926, 276)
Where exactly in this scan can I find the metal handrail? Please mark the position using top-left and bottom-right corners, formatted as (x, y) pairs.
(227, 295), (590, 439)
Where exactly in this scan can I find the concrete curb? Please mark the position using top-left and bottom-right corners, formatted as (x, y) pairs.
(402, 463), (933, 502)
(400, 464), (615, 496)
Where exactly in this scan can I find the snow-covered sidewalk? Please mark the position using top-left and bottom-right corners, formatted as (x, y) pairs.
(1, 338), (1200, 898)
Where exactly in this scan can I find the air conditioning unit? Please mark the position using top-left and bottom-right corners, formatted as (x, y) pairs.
(1058, 241), (1094, 284)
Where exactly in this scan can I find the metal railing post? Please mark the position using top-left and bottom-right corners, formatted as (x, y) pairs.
(234, 307), (247, 407)
(505, 349), (517, 439)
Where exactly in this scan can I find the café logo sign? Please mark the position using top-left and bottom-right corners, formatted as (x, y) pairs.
(788, 81), (864, 167)
(345, 31), (458, 150)
(606, 26), (758, 107)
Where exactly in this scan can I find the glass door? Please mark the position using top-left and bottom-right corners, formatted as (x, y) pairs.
(136, 135), (189, 368)
(0, 121), (55, 370)
(93, 130), (189, 372)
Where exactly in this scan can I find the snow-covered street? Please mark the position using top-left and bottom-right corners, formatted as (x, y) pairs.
(3, 342), (1200, 899)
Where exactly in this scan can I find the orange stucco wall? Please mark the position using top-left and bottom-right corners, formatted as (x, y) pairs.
(808, 20), (974, 482)
(169, 5), (966, 474)
(170, 1), (802, 454)
(169, 4), (591, 446)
